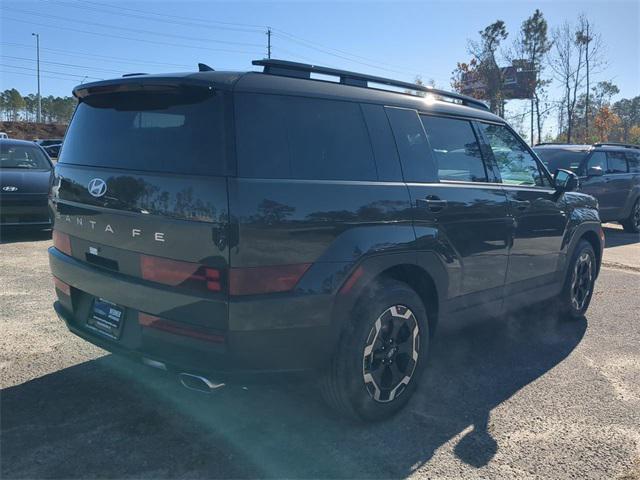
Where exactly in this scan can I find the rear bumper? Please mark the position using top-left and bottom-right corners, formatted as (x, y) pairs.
(49, 247), (336, 375)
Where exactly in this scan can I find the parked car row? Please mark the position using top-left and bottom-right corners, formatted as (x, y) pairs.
(534, 142), (640, 233)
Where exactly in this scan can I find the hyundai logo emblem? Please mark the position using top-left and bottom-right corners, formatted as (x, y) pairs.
(2, 186), (18, 192)
(87, 178), (107, 198)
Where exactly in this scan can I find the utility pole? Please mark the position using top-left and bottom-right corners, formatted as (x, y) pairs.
(577, 20), (592, 142)
(267, 27), (272, 59)
(584, 21), (591, 141)
(31, 32), (41, 123)
(531, 96), (535, 146)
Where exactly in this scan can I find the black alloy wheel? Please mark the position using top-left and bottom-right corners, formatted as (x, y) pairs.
(321, 278), (430, 421)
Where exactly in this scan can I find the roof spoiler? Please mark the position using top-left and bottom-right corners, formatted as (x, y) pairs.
(73, 77), (213, 99)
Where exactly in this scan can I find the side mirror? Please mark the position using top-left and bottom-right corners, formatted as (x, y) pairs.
(554, 169), (579, 192)
(587, 166), (604, 177)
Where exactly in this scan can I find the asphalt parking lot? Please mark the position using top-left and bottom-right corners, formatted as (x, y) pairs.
(1, 227), (639, 479)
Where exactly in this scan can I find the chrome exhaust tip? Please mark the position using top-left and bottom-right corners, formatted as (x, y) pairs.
(142, 357), (167, 371)
(178, 373), (225, 393)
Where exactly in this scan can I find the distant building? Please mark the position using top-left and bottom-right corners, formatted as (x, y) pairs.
(460, 60), (536, 100)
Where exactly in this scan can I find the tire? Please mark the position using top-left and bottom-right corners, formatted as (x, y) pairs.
(321, 278), (430, 422)
(558, 239), (597, 320)
(621, 198), (640, 234)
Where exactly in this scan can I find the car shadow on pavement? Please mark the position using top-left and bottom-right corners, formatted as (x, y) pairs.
(0, 227), (51, 244)
(603, 225), (639, 248)
(1, 308), (586, 479)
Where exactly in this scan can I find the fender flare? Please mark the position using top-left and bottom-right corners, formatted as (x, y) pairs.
(562, 221), (604, 278)
(620, 189), (640, 220)
(327, 250), (448, 349)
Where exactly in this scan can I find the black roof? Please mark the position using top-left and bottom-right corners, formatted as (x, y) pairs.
(535, 142), (640, 152)
(0, 138), (44, 147)
(73, 60), (504, 124)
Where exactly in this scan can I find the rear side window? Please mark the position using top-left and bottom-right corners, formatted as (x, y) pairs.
(236, 94), (376, 181)
(385, 107), (436, 182)
(627, 152), (640, 173)
(607, 152), (628, 173)
(420, 115), (486, 182)
(60, 89), (229, 176)
(360, 103), (402, 181)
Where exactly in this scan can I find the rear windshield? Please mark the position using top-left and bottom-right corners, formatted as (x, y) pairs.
(60, 88), (229, 176)
(534, 148), (588, 174)
(0, 143), (50, 170)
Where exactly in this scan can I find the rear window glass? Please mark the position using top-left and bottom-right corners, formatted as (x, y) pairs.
(607, 152), (628, 173)
(0, 143), (50, 169)
(385, 107), (436, 182)
(628, 152), (640, 173)
(533, 148), (588, 174)
(60, 89), (229, 176)
(420, 115), (487, 182)
(236, 94), (377, 181)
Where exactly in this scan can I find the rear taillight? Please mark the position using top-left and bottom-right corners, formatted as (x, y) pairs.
(140, 254), (222, 293)
(229, 263), (310, 296)
(53, 230), (71, 256)
(339, 266), (364, 294)
(138, 312), (225, 343)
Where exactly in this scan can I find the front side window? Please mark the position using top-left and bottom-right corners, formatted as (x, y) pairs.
(533, 148), (588, 174)
(0, 144), (50, 170)
(479, 123), (546, 186)
(420, 115), (486, 182)
(607, 152), (628, 173)
(587, 151), (607, 172)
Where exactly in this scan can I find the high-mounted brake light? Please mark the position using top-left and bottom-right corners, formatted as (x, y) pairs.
(229, 264), (310, 296)
(53, 230), (72, 256)
(140, 254), (222, 293)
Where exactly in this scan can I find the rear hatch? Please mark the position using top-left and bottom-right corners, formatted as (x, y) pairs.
(52, 79), (233, 331)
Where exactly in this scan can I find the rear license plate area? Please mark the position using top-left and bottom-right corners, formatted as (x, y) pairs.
(87, 298), (125, 340)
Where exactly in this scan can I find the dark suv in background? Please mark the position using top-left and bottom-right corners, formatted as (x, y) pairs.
(535, 143), (640, 233)
(49, 59), (603, 421)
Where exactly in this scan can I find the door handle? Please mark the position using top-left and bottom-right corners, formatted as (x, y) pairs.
(417, 196), (448, 212)
(512, 200), (530, 211)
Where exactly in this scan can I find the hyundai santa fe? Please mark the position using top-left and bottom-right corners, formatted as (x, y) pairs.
(49, 59), (604, 421)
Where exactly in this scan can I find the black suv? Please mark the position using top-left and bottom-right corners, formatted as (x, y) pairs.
(534, 143), (640, 233)
(49, 60), (603, 421)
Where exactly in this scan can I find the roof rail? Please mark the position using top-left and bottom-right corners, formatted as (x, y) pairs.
(252, 58), (489, 111)
(593, 142), (640, 150)
(533, 142), (591, 147)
